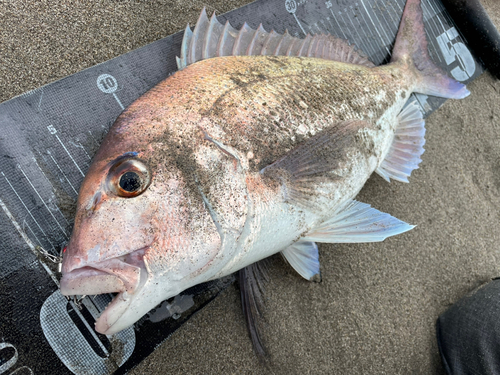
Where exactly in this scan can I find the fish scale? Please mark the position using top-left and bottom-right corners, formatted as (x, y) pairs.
(171, 56), (408, 173)
(60, 0), (469, 337)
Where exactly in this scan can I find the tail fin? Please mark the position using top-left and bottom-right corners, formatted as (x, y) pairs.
(391, 0), (470, 99)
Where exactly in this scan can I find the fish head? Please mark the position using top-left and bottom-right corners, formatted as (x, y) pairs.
(60, 130), (222, 335)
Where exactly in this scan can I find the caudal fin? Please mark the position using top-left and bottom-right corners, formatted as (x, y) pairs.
(391, 0), (470, 99)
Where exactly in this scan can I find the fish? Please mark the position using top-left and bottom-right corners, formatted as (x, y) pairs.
(60, 0), (469, 337)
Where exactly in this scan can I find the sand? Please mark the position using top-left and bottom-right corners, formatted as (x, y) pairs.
(1, 0), (500, 374)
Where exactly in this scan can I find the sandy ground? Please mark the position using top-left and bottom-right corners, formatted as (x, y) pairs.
(2, 0), (500, 374)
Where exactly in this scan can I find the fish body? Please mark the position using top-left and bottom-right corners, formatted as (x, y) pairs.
(60, 0), (469, 335)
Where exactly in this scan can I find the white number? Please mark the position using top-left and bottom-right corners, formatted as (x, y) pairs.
(0, 343), (33, 375)
(0, 343), (17, 374)
(436, 27), (475, 81)
(97, 74), (118, 94)
(10, 367), (33, 375)
(47, 125), (57, 134)
(285, 0), (297, 14)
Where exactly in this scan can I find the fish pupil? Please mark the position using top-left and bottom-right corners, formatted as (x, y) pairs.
(119, 172), (141, 192)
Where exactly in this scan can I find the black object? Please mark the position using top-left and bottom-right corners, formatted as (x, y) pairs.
(441, 0), (500, 79)
(437, 279), (500, 374)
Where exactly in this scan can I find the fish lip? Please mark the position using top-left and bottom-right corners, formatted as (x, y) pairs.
(93, 264), (149, 335)
(60, 246), (148, 295)
(60, 246), (150, 334)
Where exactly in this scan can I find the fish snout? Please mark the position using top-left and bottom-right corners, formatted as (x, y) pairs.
(60, 248), (146, 296)
(61, 240), (85, 275)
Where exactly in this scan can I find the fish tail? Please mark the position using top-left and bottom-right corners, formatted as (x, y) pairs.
(391, 0), (470, 99)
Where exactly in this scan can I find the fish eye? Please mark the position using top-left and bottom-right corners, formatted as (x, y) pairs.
(107, 158), (151, 198)
(119, 171), (142, 192)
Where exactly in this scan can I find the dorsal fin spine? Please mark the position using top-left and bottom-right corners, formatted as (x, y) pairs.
(246, 24), (264, 55)
(177, 9), (375, 69)
(177, 24), (193, 70)
(232, 22), (248, 55)
(202, 13), (217, 59)
(217, 21), (230, 56)
(261, 30), (275, 55)
(319, 36), (327, 58)
(273, 33), (287, 56)
(307, 36), (317, 57)
(298, 34), (312, 56)
(189, 9), (209, 64)
(286, 38), (298, 56)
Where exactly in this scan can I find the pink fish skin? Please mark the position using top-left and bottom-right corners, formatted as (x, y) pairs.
(60, 0), (468, 335)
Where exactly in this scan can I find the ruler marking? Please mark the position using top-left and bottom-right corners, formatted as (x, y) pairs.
(18, 165), (67, 236)
(1, 172), (56, 250)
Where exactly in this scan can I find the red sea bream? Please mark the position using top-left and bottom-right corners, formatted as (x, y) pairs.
(60, 0), (469, 335)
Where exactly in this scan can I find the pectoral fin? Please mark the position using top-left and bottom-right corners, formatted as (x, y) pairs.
(376, 101), (426, 183)
(303, 200), (414, 243)
(281, 240), (321, 281)
(260, 120), (370, 210)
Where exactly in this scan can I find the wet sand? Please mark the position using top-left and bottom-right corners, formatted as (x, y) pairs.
(1, 1), (500, 373)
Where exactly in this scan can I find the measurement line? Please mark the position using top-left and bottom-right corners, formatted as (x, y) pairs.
(355, 2), (385, 63)
(370, 1), (393, 55)
(421, 0), (444, 63)
(293, 13), (307, 36)
(434, 0), (468, 46)
(392, 0), (403, 13)
(1, 172), (56, 250)
(424, 0), (447, 34)
(384, 1), (400, 43)
(31, 156), (70, 225)
(17, 165), (67, 236)
(329, 10), (348, 40)
(46, 150), (79, 196)
(37, 89), (44, 110)
(112, 93), (124, 110)
(24, 221), (44, 249)
(382, 1), (400, 53)
(0, 196), (60, 286)
(54, 134), (85, 177)
(69, 141), (92, 160)
(87, 130), (100, 149)
(319, 19), (329, 33)
(359, 0), (391, 57)
(350, 5), (376, 57)
(427, 0), (471, 79)
(325, 16), (335, 29)
(375, 0), (396, 50)
(313, 22), (322, 34)
(343, 7), (373, 57)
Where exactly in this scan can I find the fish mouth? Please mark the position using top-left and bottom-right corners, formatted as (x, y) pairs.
(60, 247), (149, 334)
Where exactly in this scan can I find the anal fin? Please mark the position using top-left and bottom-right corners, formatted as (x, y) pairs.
(281, 240), (320, 281)
(376, 101), (425, 183)
(303, 200), (414, 243)
(239, 261), (269, 358)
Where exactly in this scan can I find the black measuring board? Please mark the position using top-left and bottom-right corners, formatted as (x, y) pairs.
(0, 0), (483, 374)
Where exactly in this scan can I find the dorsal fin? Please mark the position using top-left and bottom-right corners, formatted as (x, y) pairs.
(176, 8), (375, 70)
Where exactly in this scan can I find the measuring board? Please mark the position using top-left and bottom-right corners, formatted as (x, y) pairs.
(0, 0), (482, 374)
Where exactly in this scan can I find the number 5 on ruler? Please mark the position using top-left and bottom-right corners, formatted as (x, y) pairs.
(436, 27), (475, 82)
